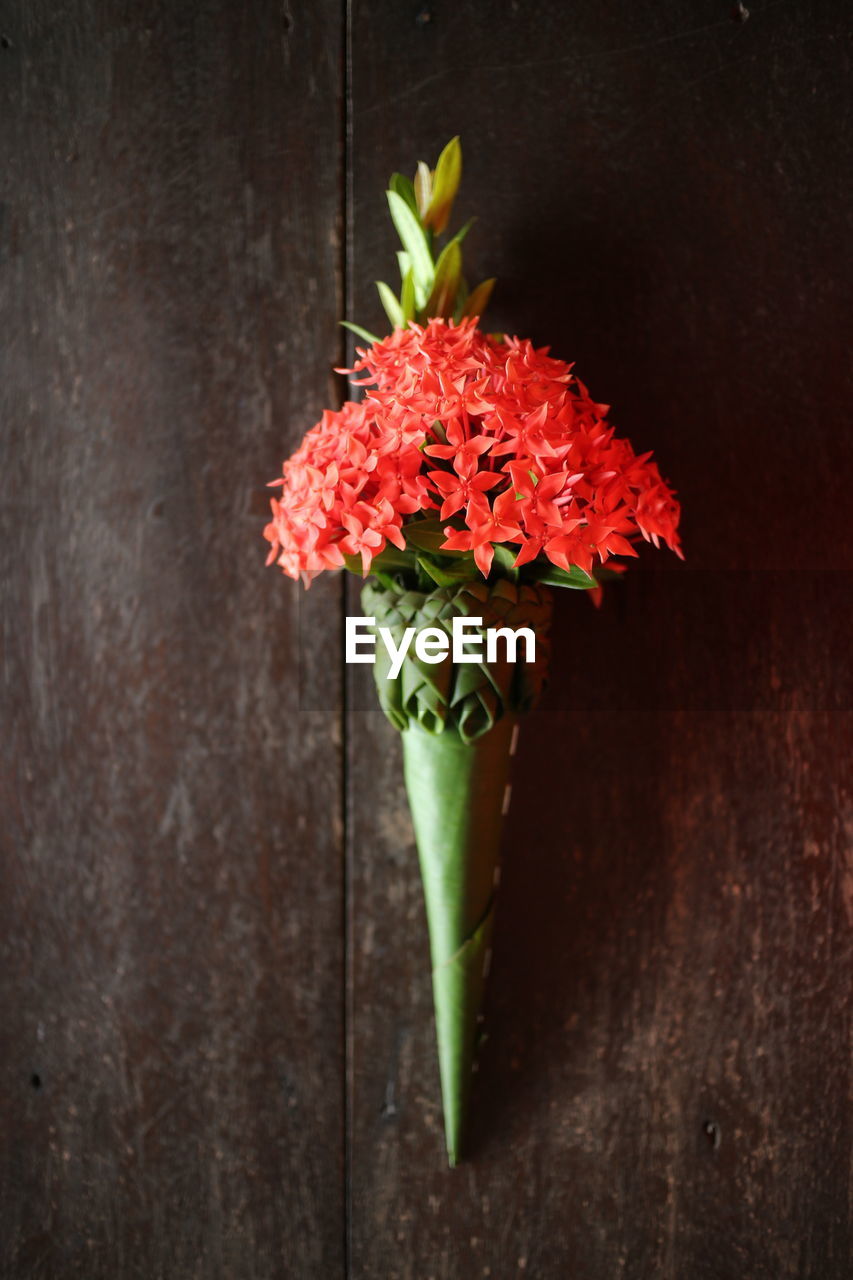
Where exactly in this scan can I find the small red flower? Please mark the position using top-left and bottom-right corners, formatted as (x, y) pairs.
(441, 489), (524, 578)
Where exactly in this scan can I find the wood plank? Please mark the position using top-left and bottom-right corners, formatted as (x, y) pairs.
(346, 3), (852, 1276)
(0, 2), (345, 1275)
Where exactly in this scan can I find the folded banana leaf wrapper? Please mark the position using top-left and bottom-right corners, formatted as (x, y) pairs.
(361, 576), (553, 1165)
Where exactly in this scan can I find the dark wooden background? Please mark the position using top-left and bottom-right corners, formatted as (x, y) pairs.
(2, 2), (850, 1276)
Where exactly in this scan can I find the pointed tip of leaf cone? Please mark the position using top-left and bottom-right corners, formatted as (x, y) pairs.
(434, 897), (495, 1166)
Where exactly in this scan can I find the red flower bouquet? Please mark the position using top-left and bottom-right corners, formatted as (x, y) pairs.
(265, 318), (680, 587)
(264, 139), (681, 1165)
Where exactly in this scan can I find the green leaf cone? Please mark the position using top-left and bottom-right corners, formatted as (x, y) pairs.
(402, 715), (515, 1165)
(361, 576), (553, 1164)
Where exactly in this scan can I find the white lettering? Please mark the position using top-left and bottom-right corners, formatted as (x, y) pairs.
(345, 616), (537, 670)
(379, 626), (416, 680)
(414, 626), (450, 664)
(486, 626), (536, 663)
(453, 615), (484, 663)
(346, 616), (376, 663)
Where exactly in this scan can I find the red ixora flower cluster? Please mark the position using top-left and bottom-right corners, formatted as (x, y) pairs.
(265, 318), (682, 584)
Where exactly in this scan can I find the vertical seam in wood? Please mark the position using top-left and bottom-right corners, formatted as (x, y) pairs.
(342, 0), (353, 1274)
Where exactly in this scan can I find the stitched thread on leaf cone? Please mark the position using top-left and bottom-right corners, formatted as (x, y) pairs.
(361, 578), (553, 742)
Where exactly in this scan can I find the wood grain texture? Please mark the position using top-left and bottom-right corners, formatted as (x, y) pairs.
(0, 2), (345, 1276)
(347, 3), (852, 1277)
(2, 0), (851, 1276)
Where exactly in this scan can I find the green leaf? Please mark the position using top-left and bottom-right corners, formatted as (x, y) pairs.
(526, 562), (599, 590)
(396, 249), (425, 310)
(415, 554), (477, 588)
(462, 277), (496, 320)
(374, 545), (419, 572)
(387, 190), (434, 298)
(340, 319), (381, 344)
(344, 544), (418, 579)
(425, 136), (462, 234)
(490, 543), (520, 581)
(388, 172), (418, 215)
(376, 280), (404, 329)
(414, 161), (433, 218)
(425, 239), (462, 319)
(404, 517), (472, 558)
(453, 276), (470, 323)
(400, 266), (416, 323)
(403, 519), (451, 554)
